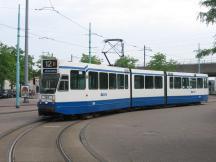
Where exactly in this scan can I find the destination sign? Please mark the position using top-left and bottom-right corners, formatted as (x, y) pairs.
(43, 60), (57, 68)
(43, 69), (58, 74)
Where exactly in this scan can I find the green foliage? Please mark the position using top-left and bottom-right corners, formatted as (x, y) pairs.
(196, 46), (216, 58)
(114, 55), (138, 68)
(199, 0), (216, 25)
(80, 54), (102, 64)
(0, 42), (35, 89)
(197, 0), (216, 57)
(147, 53), (177, 71)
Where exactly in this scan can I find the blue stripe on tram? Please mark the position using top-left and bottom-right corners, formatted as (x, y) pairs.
(38, 95), (208, 115)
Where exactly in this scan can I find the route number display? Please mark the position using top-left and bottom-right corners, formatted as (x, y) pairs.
(42, 59), (58, 74)
(42, 60), (57, 68)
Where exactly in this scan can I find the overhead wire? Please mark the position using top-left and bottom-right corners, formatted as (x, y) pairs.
(0, 23), (88, 48)
(34, 0), (107, 39)
(4, 1), (199, 62)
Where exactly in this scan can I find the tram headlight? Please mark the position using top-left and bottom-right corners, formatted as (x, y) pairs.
(41, 95), (46, 100)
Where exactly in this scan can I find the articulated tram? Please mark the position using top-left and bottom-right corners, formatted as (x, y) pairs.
(38, 59), (208, 116)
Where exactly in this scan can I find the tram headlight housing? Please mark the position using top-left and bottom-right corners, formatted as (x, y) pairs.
(41, 95), (55, 102)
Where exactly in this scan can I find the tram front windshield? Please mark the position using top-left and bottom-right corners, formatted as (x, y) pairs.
(40, 74), (59, 94)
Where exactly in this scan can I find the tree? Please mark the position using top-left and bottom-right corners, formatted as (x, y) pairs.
(114, 55), (138, 68)
(197, 0), (216, 58)
(147, 53), (177, 71)
(0, 42), (35, 89)
(199, 0), (216, 25)
(80, 54), (102, 64)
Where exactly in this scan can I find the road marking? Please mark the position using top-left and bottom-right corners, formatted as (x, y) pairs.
(44, 125), (61, 128)
(143, 131), (159, 135)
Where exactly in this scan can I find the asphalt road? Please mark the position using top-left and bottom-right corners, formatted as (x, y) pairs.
(1, 96), (216, 162)
(81, 101), (216, 162)
(0, 111), (39, 136)
(14, 120), (70, 162)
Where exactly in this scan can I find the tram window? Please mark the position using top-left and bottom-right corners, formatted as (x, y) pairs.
(197, 78), (203, 88)
(58, 75), (69, 91)
(134, 75), (144, 89)
(182, 77), (189, 89)
(89, 72), (98, 89)
(174, 77), (181, 89)
(190, 78), (196, 89)
(155, 76), (163, 89)
(109, 73), (116, 89)
(145, 76), (153, 89)
(169, 77), (174, 89)
(99, 73), (108, 89)
(204, 78), (208, 88)
(59, 81), (68, 91)
(125, 75), (128, 89)
(70, 70), (86, 89)
(117, 74), (124, 89)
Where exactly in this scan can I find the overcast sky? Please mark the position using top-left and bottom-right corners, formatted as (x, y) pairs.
(0, 0), (215, 65)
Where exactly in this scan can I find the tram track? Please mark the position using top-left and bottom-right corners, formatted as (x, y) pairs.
(6, 117), (83, 162)
(0, 118), (44, 141)
(56, 120), (81, 162)
(6, 117), (60, 162)
(8, 121), (45, 162)
(0, 119), (46, 162)
(0, 116), (55, 162)
(79, 121), (107, 162)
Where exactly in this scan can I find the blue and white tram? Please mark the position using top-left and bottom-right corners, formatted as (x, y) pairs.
(38, 59), (208, 116)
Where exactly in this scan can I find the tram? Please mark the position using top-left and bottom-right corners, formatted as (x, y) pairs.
(38, 58), (208, 116)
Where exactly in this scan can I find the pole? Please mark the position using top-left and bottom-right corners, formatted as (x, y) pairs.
(198, 43), (201, 73)
(16, 4), (21, 108)
(144, 45), (146, 68)
(122, 42), (124, 57)
(89, 22), (91, 64)
(24, 0), (29, 103)
(71, 54), (73, 62)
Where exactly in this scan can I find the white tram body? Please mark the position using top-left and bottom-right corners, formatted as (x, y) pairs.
(166, 72), (208, 104)
(38, 59), (208, 116)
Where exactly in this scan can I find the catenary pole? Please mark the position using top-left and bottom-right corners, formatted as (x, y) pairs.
(24, 0), (29, 103)
(198, 43), (201, 73)
(144, 45), (146, 68)
(16, 4), (21, 108)
(89, 22), (91, 63)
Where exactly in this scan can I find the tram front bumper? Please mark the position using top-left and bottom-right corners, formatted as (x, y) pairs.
(37, 102), (56, 116)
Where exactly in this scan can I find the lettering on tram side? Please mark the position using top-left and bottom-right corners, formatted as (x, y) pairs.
(101, 92), (107, 96)
(191, 90), (196, 93)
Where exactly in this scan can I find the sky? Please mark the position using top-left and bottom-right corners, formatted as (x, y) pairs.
(0, 0), (215, 66)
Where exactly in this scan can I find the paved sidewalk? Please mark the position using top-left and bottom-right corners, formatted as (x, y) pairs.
(0, 98), (38, 114)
